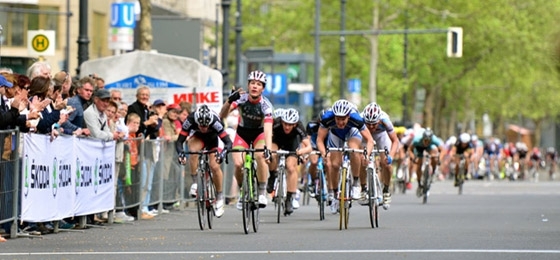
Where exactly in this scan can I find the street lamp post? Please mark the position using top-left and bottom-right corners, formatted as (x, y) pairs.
(339, 0), (347, 99)
(76, 0), (90, 75)
(234, 0), (242, 87)
(221, 0), (231, 96)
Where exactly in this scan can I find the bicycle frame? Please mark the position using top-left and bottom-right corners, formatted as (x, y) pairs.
(186, 149), (218, 230)
(271, 150), (297, 222)
(366, 147), (388, 229)
(327, 147), (366, 230)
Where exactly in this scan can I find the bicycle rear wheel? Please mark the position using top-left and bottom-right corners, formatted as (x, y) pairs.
(197, 171), (206, 230)
(367, 168), (378, 228)
(207, 174), (216, 229)
(241, 169), (250, 234)
(317, 171), (325, 221)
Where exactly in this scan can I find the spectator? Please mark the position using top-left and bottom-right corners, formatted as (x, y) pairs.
(110, 89), (122, 103)
(126, 86), (159, 138)
(64, 76), (95, 136)
(28, 76), (66, 135)
(84, 89), (123, 141)
(53, 71), (72, 99)
(178, 101), (191, 124)
(96, 77), (105, 89)
(26, 61), (52, 79)
(118, 101), (128, 119)
(142, 99), (166, 216)
(160, 103), (182, 209)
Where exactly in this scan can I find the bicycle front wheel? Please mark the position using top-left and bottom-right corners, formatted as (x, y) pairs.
(317, 171), (325, 221)
(241, 168), (250, 234)
(197, 171), (207, 230)
(339, 167), (347, 230)
(276, 170), (285, 223)
(251, 174), (260, 233)
(367, 168), (378, 229)
(422, 166), (430, 204)
(207, 174), (216, 229)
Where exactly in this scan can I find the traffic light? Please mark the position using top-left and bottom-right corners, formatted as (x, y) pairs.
(447, 27), (463, 58)
(312, 96), (324, 120)
(220, 69), (229, 89)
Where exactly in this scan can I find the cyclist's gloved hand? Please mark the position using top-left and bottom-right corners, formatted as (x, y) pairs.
(227, 89), (241, 103)
(387, 155), (393, 165)
(263, 149), (272, 161)
(217, 149), (228, 164)
(178, 152), (187, 165)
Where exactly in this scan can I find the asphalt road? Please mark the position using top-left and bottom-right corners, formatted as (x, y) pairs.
(2, 179), (560, 260)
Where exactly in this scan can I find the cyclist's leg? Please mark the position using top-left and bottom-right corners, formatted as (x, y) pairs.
(346, 128), (363, 180)
(254, 133), (270, 205)
(232, 134), (248, 187)
(327, 133), (344, 194)
(187, 137), (204, 196)
(267, 143), (280, 193)
(428, 145), (439, 175)
(286, 156), (299, 213)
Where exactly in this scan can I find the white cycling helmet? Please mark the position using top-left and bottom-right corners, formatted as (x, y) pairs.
(459, 133), (470, 143)
(471, 134), (478, 142)
(281, 108), (299, 124)
(248, 70), (267, 86)
(331, 99), (353, 117)
(273, 108), (285, 118)
(447, 136), (457, 146)
(362, 102), (382, 124)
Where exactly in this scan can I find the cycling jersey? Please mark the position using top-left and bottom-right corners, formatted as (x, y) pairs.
(176, 111), (231, 152)
(411, 131), (443, 157)
(484, 140), (501, 155)
(231, 94), (273, 147)
(272, 117), (307, 151)
(319, 108), (365, 139)
(454, 141), (473, 155)
(365, 110), (395, 151)
(306, 121), (320, 146)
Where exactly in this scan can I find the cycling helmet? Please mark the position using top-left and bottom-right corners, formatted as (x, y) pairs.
(273, 108), (285, 119)
(331, 99), (353, 117)
(281, 108), (299, 124)
(194, 105), (212, 127)
(362, 102), (382, 124)
(248, 70), (267, 86)
(422, 128), (434, 142)
(447, 136), (457, 146)
(471, 134), (478, 142)
(459, 133), (470, 143)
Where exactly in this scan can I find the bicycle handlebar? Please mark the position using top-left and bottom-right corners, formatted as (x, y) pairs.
(185, 149), (220, 155)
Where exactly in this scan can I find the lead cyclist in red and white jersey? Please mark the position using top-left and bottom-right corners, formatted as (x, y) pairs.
(220, 70), (274, 209)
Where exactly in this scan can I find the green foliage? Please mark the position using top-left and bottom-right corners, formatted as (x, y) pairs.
(235, 0), (560, 125)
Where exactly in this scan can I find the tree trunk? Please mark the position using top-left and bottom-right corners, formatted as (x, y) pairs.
(368, 0), (380, 103)
(138, 0), (152, 51)
(423, 85), (435, 129)
(533, 118), (543, 148)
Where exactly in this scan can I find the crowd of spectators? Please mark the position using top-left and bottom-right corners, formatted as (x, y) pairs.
(0, 61), (192, 242)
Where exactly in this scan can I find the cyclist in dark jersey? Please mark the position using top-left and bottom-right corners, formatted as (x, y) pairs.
(449, 133), (473, 187)
(267, 108), (312, 215)
(305, 110), (327, 191)
(176, 105), (233, 218)
(219, 70), (274, 209)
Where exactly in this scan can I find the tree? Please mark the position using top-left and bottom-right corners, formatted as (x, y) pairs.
(138, 0), (152, 51)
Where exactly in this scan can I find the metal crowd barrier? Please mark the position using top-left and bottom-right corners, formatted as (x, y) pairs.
(0, 129), (21, 239)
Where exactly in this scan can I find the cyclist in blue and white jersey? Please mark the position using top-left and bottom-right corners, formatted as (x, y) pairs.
(316, 99), (375, 214)
(304, 110), (325, 196)
(470, 134), (485, 178)
(408, 128), (445, 197)
(219, 70), (274, 209)
(359, 102), (399, 207)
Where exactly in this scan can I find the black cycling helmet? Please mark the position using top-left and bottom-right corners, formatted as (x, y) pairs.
(194, 105), (212, 127)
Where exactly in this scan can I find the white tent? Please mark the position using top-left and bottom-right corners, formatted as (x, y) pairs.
(79, 50), (223, 112)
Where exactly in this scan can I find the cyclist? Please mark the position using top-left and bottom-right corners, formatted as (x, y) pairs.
(267, 108), (312, 215)
(516, 142), (529, 179)
(176, 105), (233, 218)
(408, 128), (444, 197)
(316, 99), (375, 214)
(359, 102), (399, 207)
(304, 109), (327, 197)
(449, 133), (473, 187)
(483, 137), (502, 180)
(470, 135), (484, 178)
(545, 147), (557, 180)
(219, 70), (274, 209)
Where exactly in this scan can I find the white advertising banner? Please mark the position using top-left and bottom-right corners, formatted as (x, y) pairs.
(73, 138), (116, 216)
(20, 134), (115, 222)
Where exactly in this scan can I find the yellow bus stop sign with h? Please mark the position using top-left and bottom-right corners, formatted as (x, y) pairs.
(28, 30), (56, 57)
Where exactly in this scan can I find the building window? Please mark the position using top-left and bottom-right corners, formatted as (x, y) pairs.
(0, 4), (59, 48)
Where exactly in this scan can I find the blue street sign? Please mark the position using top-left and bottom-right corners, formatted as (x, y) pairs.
(303, 92), (314, 106)
(105, 74), (183, 89)
(348, 78), (361, 94)
(110, 3), (136, 28)
(263, 73), (287, 96)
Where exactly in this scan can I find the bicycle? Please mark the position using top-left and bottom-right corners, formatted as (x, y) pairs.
(270, 150), (298, 223)
(308, 151), (328, 221)
(327, 147), (366, 230)
(419, 152), (439, 204)
(365, 147), (389, 229)
(185, 149), (220, 230)
(456, 154), (467, 195)
(393, 155), (410, 194)
(227, 144), (267, 234)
